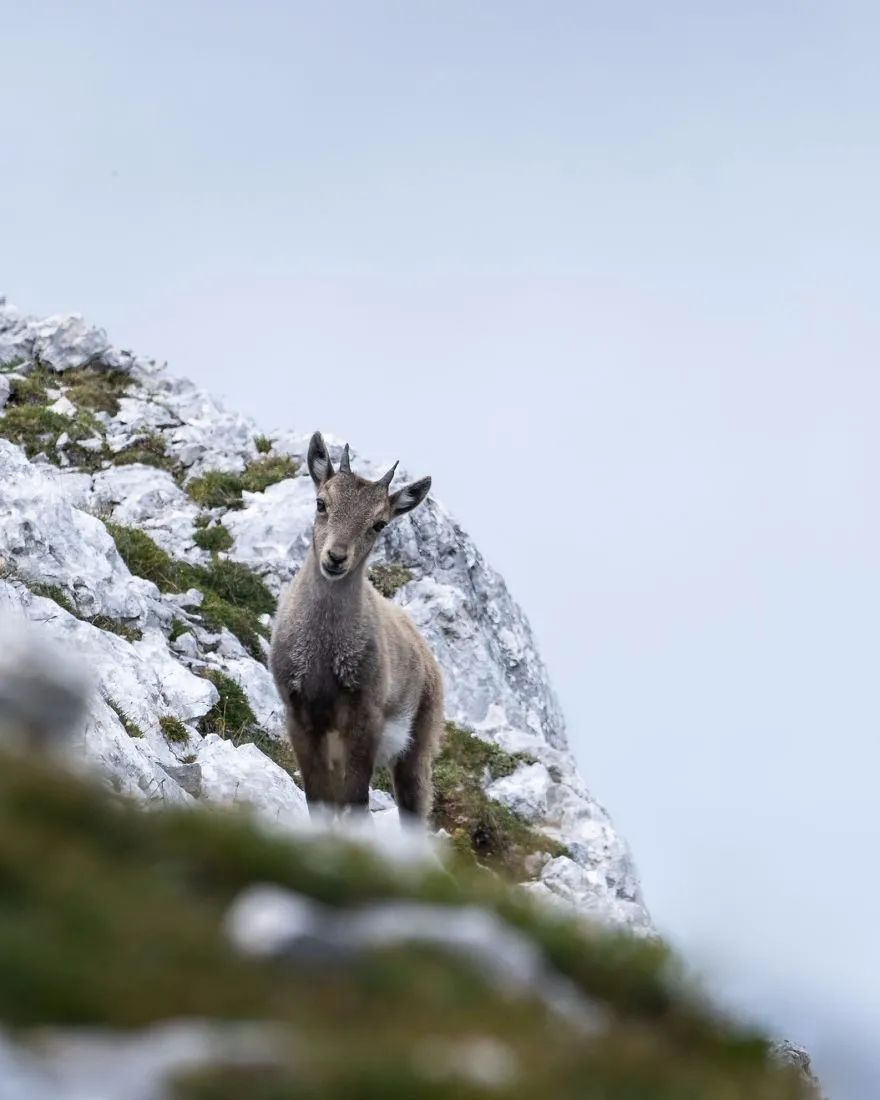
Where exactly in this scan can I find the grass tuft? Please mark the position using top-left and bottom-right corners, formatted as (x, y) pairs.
(186, 457), (298, 510)
(105, 697), (145, 739)
(7, 366), (53, 405)
(29, 582), (77, 616)
(254, 434), (273, 454)
(159, 716), (189, 744)
(26, 581), (141, 641)
(62, 367), (131, 416)
(105, 523), (180, 590)
(369, 563), (413, 598)
(239, 454), (298, 494)
(112, 433), (175, 471)
(199, 670), (257, 736)
(187, 470), (245, 510)
(193, 522), (233, 553)
(86, 615), (143, 643)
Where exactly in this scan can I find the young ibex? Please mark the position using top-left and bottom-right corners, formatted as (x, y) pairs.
(270, 433), (444, 821)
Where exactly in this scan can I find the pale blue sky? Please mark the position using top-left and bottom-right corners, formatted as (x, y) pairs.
(3, 3), (879, 1095)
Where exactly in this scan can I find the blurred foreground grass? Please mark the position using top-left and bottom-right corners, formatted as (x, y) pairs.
(0, 748), (813, 1099)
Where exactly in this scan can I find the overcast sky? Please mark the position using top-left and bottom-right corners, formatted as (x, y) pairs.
(3, 3), (879, 1095)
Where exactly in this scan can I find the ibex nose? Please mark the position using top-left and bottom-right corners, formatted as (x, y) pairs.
(327, 548), (348, 566)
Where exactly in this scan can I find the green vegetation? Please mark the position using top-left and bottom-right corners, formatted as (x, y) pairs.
(0, 395), (110, 472)
(0, 366), (132, 470)
(254, 434), (273, 454)
(105, 522), (275, 661)
(369, 563), (413, 598)
(239, 454), (298, 494)
(28, 582), (77, 616)
(199, 670), (257, 736)
(187, 456), (299, 510)
(431, 723), (562, 877)
(105, 523), (180, 590)
(160, 716), (189, 744)
(187, 470), (245, 510)
(61, 366), (131, 416)
(105, 697), (145, 739)
(0, 748), (811, 1099)
(86, 614), (142, 643)
(199, 669), (298, 779)
(6, 365), (53, 405)
(169, 619), (189, 642)
(193, 522), (233, 553)
(112, 433), (176, 471)
(26, 581), (142, 641)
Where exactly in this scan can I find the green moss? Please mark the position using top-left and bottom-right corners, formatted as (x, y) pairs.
(112, 433), (175, 471)
(432, 723), (562, 879)
(369, 563), (413, 598)
(62, 366), (131, 416)
(169, 619), (189, 642)
(186, 470), (245, 510)
(159, 716), (189, 744)
(0, 750), (811, 1099)
(239, 454), (298, 494)
(254, 434), (273, 454)
(193, 523), (233, 553)
(105, 698), (145, 739)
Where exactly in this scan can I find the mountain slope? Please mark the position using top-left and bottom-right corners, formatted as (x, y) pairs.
(0, 297), (642, 924)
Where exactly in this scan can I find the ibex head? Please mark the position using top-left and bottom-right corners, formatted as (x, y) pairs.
(307, 432), (431, 581)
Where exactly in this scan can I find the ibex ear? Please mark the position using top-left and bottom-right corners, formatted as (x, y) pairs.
(390, 476), (432, 517)
(307, 432), (334, 487)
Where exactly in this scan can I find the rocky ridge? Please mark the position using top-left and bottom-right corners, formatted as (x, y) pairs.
(0, 297), (642, 926)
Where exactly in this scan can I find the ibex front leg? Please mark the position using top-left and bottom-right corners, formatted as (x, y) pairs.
(340, 710), (381, 816)
(286, 717), (336, 819)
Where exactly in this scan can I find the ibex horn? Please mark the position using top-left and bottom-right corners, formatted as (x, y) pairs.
(340, 443), (351, 473)
(377, 460), (399, 489)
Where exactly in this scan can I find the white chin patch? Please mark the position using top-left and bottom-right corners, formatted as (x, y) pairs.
(376, 711), (414, 766)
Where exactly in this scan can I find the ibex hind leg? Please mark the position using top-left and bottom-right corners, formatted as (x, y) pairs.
(392, 682), (443, 823)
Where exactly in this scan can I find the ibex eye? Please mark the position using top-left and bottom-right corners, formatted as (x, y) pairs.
(372, 520), (387, 533)
(316, 498), (327, 513)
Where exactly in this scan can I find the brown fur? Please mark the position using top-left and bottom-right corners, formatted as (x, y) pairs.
(269, 434), (443, 821)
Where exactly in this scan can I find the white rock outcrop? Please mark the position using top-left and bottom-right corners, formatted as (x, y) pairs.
(0, 298), (649, 930)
